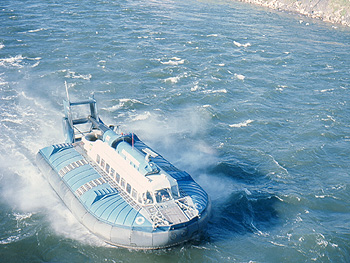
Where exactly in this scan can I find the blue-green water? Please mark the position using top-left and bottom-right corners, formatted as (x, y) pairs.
(1, 0), (350, 262)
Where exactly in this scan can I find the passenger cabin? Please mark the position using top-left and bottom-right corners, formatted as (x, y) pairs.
(82, 132), (180, 207)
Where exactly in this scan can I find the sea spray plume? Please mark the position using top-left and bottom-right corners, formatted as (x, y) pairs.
(125, 105), (218, 174)
(0, 88), (105, 247)
(0, 138), (103, 246)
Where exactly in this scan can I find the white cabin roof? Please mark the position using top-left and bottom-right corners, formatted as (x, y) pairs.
(82, 134), (178, 197)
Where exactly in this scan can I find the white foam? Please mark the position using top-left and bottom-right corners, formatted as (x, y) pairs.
(321, 115), (336, 122)
(191, 84), (199, 91)
(319, 88), (334, 93)
(160, 57), (185, 66)
(0, 43), (4, 49)
(131, 111), (151, 121)
(267, 154), (289, 175)
(164, 76), (180, 83)
(234, 73), (245, 80)
(203, 89), (227, 94)
(31, 61), (40, 68)
(270, 241), (286, 247)
(101, 98), (148, 111)
(2, 118), (23, 124)
(229, 119), (254, 128)
(0, 55), (41, 69)
(101, 104), (121, 112)
(244, 188), (252, 195)
(0, 55), (24, 68)
(119, 98), (143, 104)
(13, 212), (33, 221)
(0, 235), (21, 245)
(28, 57), (42, 61)
(64, 70), (92, 80)
(233, 41), (251, 48)
(27, 28), (45, 33)
(276, 85), (288, 91)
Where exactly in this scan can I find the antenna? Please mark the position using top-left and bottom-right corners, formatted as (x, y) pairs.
(65, 81), (70, 103)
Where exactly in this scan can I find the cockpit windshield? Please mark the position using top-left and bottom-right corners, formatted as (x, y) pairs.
(143, 191), (154, 205)
(171, 185), (180, 199)
(155, 188), (172, 203)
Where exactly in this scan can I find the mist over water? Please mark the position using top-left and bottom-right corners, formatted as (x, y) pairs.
(1, 0), (350, 262)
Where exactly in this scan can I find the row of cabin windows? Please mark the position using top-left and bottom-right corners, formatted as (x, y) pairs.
(96, 154), (142, 204)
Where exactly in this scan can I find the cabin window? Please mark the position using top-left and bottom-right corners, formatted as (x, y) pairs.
(138, 194), (142, 204)
(115, 172), (120, 183)
(171, 185), (180, 199)
(105, 163), (110, 173)
(121, 178), (125, 189)
(143, 191), (154, 205)
(132, 189), (137, 200)
(155, 188), (171, 203)
(110, 168), (115, 178)
(101, 159), (105, 169)
(126, 183), (131, 194)
(96, 154), (100, 164)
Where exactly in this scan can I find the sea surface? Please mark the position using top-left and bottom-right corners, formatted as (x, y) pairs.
(1, 0), (350, 262)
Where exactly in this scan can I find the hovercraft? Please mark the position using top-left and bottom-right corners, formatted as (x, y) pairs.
(36, 88), (211, 249)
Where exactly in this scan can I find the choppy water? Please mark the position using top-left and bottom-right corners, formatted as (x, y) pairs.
(1, 0), (350, 262)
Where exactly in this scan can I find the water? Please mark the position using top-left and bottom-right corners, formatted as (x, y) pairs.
(1, 0), (350, 261)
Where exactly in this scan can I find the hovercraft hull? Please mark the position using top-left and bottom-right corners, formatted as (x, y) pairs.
(37, 140), (210, 249)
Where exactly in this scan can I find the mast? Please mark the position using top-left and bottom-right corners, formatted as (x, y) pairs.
(63, 83), (101, 143)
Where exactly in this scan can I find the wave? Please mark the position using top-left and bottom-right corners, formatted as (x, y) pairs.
(0, 55), (25, 68)
(0, 235), (21, 245)
(229, 119), (254, 128)
(319, 88), (335, 93)
(27, 28), (45, 33)
(160, 57), (185, 66)
(191, 83), (200, 91)
(0, 211), (35, 245)
(64, 70), (92, 80)
(234, 73), (245, 80)
(59, 69), (91, 80)
(100, 104), (121, 112)
(164, 76), (181, 83)
(203, 89), (227, 94)
(101, 98), (147, 112)
(119, 98), (144, 104)
(0, 55), (42, 69)
(130, 111), (151, 121)
(234, 41), (251, 48)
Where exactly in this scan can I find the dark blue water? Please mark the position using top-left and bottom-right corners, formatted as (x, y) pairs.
(1, 0), (350, 262)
